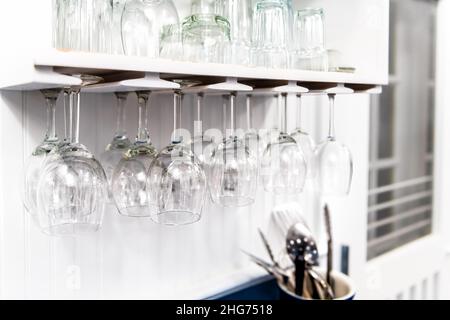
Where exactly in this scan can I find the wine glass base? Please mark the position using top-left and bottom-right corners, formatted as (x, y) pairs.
(151, 210), (201, 226)
(117, 205), (152, 218)
(214, 196), (255, 208)
(42, 223), (100, 237)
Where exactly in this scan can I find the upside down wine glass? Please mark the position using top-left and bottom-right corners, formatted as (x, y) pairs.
(148, 90), (207, 225)
(291, 94), (316, 179)
(112, 91), (157, 217)
(315, 94), (353, 196)
(261, 93), (307, 195)
(24, 89), (61, 225)
(37, 75), (108, 236)
(210, 92), (257, 207)
(99, 92), (132, 197)
(190, 93), (216, 179)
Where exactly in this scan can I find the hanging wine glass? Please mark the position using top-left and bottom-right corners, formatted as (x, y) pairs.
(24, 89), (61, 225)
(111, 91), (157, 217)
(210, 92), (257, 207)
(37, 75), (108, 236)
(190, 93), (215, 177)
(291, 94), (316, 179)
(261, 93), (307, 195)
(243, 94), (263, 167)
(315, 94), (353, 196)
(147, 89), (207, 226)
(99, 92), (132, 196)
(260, 94), (282, 154)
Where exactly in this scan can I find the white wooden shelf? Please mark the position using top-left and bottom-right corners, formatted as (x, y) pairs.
(0, 50), (385, 93)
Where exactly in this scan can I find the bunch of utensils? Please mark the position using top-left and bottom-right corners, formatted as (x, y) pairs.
(244, 205), (335, 300)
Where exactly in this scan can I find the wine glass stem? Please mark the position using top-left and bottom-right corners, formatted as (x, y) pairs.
(246, 94), (252, 131)
(195, 93), (204, 137)
(328, 94), (336, 140)
(222, 95), (228, 140)
(68, 89), (81, 144)
(230, 92), (236, 137)
(296, 94), (302, 131)
(172, 91), (182, 144)
(63, 90), (69, 141)
(115, 92), (128, 138)
(276, 94), (281, 130)
(281, 93), (287, 133)
(136, 91), (150, 144)
(44, 96), (58, 142)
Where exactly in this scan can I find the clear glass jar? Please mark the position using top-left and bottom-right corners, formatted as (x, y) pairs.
(291, 8), (328, 71)
(121, 0), (179, 57)
(216, 0), (253, 65)
(182, 14), (231, 63)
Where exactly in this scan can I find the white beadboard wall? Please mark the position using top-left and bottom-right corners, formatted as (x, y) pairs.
(0, 88), (371, 299)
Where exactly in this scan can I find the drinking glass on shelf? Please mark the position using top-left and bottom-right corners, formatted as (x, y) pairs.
(37, 75), (108, 236)
(24, 89), (61, 225)
(261, 93), (307, 195)
(216, 0), (253, 65)
(182, 14), (231, 63)
(291, 94), (316, 179)
(111, 0), (127, 55)
(210, 93), (257, 207)
(251, 0), (291, 69)
(111, 91), (157, 217)
(54, 0), (113, 53)
(315, 94), (353, 196)
(89, 0), (114, 53)
(121, 0), (179, 57)
(147, 90), (207, 226)
(99, 92), (132, 196)
(160, 23), (184, 60)
(291, 8), (328, 71)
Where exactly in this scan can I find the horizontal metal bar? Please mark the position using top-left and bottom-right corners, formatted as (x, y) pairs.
(369, 158), (399, 170)
(368, 204), (432, 230)
(369, 176), (433, 196)
(367, 220), (432, 248)
(368, 190), (433, 213)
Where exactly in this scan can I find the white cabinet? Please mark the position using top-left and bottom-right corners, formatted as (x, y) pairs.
(0, 0), (389, 299)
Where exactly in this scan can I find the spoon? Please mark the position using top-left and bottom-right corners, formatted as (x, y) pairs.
(286, 223), (319, 296)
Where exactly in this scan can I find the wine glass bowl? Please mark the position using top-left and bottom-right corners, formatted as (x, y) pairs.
(112, 144), (157, 217)
(37, 145), (108, 235)
(148, 144), (206, 226)
(210, 137), (257, 207)
(315, 139), (353, 196)
(261, 133), (307, 195)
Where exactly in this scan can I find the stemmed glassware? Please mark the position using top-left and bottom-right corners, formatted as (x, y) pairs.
(190, 93), (215, 178)
(291, 94), (316, 179)
(37, 75), (108, 235)
(261, 92), (307, 195)
(147, 89), (207, 226)
(315, 94), (353, 196)
(111, 91), (157, 217)
(210, 92), (257, 207)
(99, 92), (132, 197)
(243, 94), (262, 168)
(121, 0), (179, 57)
(24, 89), (62, 225)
